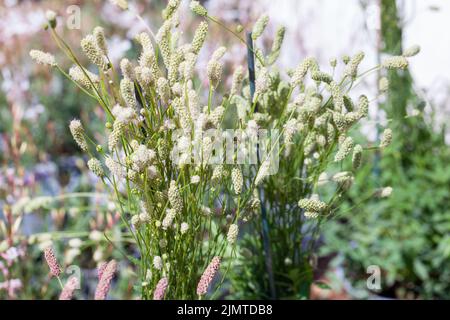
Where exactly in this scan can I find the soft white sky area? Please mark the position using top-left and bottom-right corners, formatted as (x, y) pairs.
(262, 0), (450, 105)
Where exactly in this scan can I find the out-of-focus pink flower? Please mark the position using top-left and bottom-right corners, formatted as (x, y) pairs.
(94, 260), (117, 300)
(1, 247), (20, 265)
(196, 256), (221, 296)
(59, 276), (79, 300)
(97, 261), (108, 280)
(153, 277), (168, 300)
(0, 261), (8, 277)
(0, 279), (22, 298)
(44, 246), (62, 277)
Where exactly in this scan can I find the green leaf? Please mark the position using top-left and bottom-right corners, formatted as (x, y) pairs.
(414, 260), (429, 280)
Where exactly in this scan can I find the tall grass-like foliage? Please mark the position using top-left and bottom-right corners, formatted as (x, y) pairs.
(31, 1), (414, 300)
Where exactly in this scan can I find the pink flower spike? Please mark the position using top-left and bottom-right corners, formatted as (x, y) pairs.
(153, 277), (168, 300)
(94, 260), (117, 300)
(97, 262), (108, 280)
(44, 247), (61, 277)
(59, 276), (79, 300)
(196, 256), (221, 296)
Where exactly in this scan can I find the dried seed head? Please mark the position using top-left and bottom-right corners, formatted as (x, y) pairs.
(382, 56), (409, 70)
(352, 144), (363, 170)
(136, 32), (154, 53)
(332, 112), (347, 132)
(343, 95), (355, 112)
(374, 186), (393, 198)
(379, 77), (389, 92)
(298, 197), (327, 213)
(311, 71), (333, 84)
(131, 145), (156, 172)
(207, 59), (223, 89)
(153, 277), (168, 300)
(105, 156), (124, 179)
(291, 57), (316, 86)
(139, 211), (151, 224)
(197, 257), (221, 296)
(403, 45), (421, 58)
(231, 167), (243, 195)
(168, 50), (184, 84)
(180, 222), (189, 234)
(156, 21), (172, 67)
(93, 26), (108, 55)
(88, 158), (105, 178)
(69, 119), (88, 152)
(380, 128), (393, 148)
(304, 211), (319, 219)
(334, 136), (354, 162)
(255, 159), (271, 186)
(168, 180), (183, 213)
(284, 118), (298, 148)
(231, 66), (245, 96)
(120, 78), (137, 109)
(112, 104), (137, 124)
(329, 58), (337, 68)
(44, 246), (61, 277)
(190, 0), (207, 16)
(120, 58), (134, 80)
(329, 81), (344, 112)
(252, 14), (269, 40)
(140, 51), (160, 81)
(332, 171), (354, 190)
(173, 98), (191, 133)
(29, 50), (57, 67)
(157, 77), (170, 103)
(163, 0), (181, 20)
(227, 224), (239, 244)
(212, 46), (227, 61)
(344, 111), (361, 127)
(131, 215), (140, 228)
(268, 26), (286, 64)
(183, 53), (198, 80)
(318, 172), (329, 186)
(212, 165), (225, 183)
(108, 120), (125, 151)
(69, 65), (99, 90)
(210, 106), (225, 127)
(191, 21), (208, 54)
(153, 256), (163, 270)
(254, 67), (269, 102)
(46, 10), (57, 28)
(81, 34), (109, 71)
(345, 51), (365, 78)
(135, 66), (153, 88)
(162, 208), (177, 230)
(358, 95), (369, 118)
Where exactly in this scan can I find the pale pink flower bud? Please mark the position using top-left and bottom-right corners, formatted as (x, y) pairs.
(196, 256), (221, 296)
(153, 277), (168, 300)
(59, 276), (79, 300)
(97, 262), (108, 280)
(44, 247), (61, 277)
(94, 260), (117, 300)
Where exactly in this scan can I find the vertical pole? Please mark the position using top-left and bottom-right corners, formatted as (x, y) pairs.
(246, 32), (276, 299)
